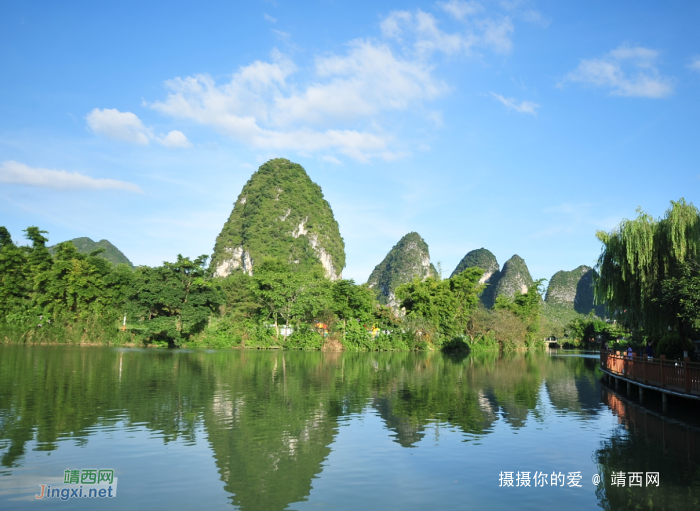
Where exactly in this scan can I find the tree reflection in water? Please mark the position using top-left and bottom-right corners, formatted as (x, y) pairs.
(7, 346), (696, 510)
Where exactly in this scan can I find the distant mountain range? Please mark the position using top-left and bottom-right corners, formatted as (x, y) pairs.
(368, 243), (604, 316)
(48, 237), (133, 267)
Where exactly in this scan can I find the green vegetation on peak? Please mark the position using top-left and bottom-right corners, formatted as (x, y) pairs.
(210, 158), (345, 280)
(48, 237), (133, 267)
(450, 248), (499, 280)
(493, 254), (534, 300)
(545, 265), (604, 316)
(367, 232), (438, 306)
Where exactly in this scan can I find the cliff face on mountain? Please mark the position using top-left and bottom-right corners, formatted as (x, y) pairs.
(48, 237), (133, 267)
(494, 255), (535, 299)
(367, 232), (438, 307)
(451, 248), (499, 282)
(545, 265), (604, 316)
(451, 248), (501, 308)
(210, 159), (345, 279)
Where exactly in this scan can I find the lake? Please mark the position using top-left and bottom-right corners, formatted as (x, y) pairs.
(0, 346), (698, 510)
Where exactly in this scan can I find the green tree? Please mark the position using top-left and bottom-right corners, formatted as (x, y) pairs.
(34, 242), (131, 322)
(596, 198), (700, 340)
(331, 279), (375, 324)
(128, 255), (220, 345)
(23, 227), (53, 303)
(0, 227), (31, 321)
(493, 279), (545, 344)
(662, 261), (700, 332)
(396, 267), (484, 338)
(217, 271), (260, 321)
(251, 259), (332, 339)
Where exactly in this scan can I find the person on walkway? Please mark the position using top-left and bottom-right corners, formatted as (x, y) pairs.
(646, 341), (654, 360)
(627, 346), (633, 360)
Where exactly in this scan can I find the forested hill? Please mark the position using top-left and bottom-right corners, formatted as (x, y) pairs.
(545, 265), (605, 316)
(48, 237), (133, 267)
(367, 232), (438, 307)
(210, 158), (345, 280)
(494, 255), (535, 299)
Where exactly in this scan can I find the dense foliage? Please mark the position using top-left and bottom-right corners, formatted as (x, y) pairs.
(1, 223), (620, 353)
(0, 226), (218, 347)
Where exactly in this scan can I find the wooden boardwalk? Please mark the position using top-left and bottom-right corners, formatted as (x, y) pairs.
(599, 350), (700, 401)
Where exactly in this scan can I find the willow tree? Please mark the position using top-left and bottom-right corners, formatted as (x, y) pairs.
(595, 198), (700, 338)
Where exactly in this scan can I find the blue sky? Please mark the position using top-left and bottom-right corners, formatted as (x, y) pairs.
(1, 0), (699, 285)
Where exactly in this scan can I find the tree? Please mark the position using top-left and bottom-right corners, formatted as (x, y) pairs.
(331, 279), (375, 324)
(595, 199), (700, 339)
(396, 267), (484, 338)
(661, 261), (700, 335)
(0, 227), (31, 321)
(35, 242), (132, 322)
(128, 255), (220, 345)
(493, 279), (545, 344)
(217, 271), (260, 321)
(250, 259), (331, 339)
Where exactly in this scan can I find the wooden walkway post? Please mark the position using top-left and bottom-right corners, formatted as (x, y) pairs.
(660, 355), (666, 389)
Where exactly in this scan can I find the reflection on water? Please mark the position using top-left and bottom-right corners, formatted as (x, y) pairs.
(0, 346), (697, 510)
(595, 384), (700, 510)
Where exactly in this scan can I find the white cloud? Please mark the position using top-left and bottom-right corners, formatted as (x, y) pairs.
(320, 155), (342, 165)
(439, 1), (483, 20)
(264, 13), (277, 23)
(563, 44), (674, 98)
(145, 6), (518, 161)
(689, 56), (700, 72)
(148, 39), (449, 161)
(157, 130), (192, 148)
(497, 0), (549, 27)
(380, 9), (513, 56)
(520, 9), (549, 27)
(490, 92), (540, 115)
(272, 29), (290, 41)
(0, 160), (142, 193)
(86, 108), (191, 148)
(86, 108), (152, 144)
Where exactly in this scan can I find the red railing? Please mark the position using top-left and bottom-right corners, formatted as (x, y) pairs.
(600, 350), (700, 397)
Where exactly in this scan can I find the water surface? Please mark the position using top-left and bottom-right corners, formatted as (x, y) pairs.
(1, 346), (698, 510)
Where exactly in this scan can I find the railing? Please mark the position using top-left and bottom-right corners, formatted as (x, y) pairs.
(600, 350), (700, 397)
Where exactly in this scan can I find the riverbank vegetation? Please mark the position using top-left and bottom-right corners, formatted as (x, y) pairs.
(1, 225), (607, 351)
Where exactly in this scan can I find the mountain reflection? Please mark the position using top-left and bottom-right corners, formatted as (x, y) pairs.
(1, 346), (613, 510)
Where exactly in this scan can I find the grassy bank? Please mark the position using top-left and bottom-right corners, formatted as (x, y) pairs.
(1, 319), (541, 352)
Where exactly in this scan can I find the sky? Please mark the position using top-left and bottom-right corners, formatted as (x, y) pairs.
(1, 0), (699, 285)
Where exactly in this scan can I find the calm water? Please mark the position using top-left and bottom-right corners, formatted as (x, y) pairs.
(1, 346), (699, 510)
